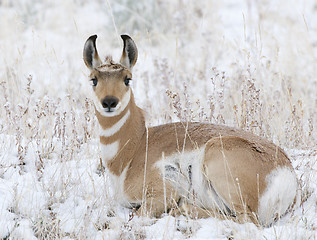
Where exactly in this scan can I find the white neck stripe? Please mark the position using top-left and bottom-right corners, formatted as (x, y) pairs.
(100, 141), (119, 161)
(100, 110), (130, 137)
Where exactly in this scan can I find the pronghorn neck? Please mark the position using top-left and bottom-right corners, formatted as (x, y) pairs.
(96, 91), (145, 176)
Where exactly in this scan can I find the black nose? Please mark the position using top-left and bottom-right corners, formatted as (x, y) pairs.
(101, 96), (119, 110)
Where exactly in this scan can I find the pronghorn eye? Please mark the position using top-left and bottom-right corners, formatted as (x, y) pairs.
(90, 77), (98, 87)
(124, 76), (132, 86)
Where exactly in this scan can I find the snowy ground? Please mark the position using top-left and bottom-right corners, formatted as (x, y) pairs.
(0, 0), (316, 239)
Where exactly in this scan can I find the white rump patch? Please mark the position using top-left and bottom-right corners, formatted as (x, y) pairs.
(100, 141), (119, 162)
(100, 110), (130, 137)
(93, 89), (131, 117)
(258, 167), (297, 226)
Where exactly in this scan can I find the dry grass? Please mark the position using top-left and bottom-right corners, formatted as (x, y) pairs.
(0, 0), (316, 239)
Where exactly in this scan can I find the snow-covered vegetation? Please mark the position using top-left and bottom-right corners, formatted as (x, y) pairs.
(0, 0), (316, 239)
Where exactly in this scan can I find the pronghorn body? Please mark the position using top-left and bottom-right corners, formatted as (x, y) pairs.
(83, 35), (297, 226)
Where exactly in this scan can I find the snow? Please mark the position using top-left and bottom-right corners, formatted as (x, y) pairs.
(0, 0), (316, 239)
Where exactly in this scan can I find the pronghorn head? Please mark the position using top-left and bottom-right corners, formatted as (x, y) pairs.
(83, 34), (138, 117)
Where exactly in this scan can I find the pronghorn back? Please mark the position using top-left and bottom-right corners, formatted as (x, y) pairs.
(83, 34), (298, 226)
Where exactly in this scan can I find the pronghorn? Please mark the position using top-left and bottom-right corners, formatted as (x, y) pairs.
(83, 34), (297, 226)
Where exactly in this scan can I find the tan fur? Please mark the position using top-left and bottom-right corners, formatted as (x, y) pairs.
(98, 93), (145, 176)
(91, 66), (132, 102)
(83, 34), (297, 225)
(121, 122), (293, 219)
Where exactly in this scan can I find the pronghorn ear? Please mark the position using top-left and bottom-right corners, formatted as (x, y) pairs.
(83, 35), (102, 70)
(120, 35), (138, 70)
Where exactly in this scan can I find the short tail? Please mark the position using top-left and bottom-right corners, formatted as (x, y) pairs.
(257, 167), (298, 226)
